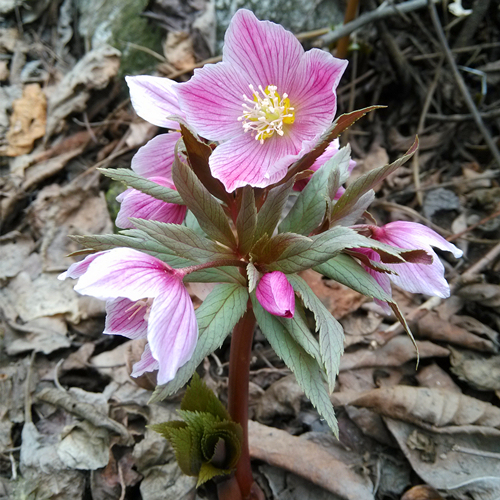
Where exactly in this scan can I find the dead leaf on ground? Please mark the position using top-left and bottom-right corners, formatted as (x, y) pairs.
(0, 233), (34, 280)
(385, 418), (500, 499)
(401, 485), (445, 500)
(3, 83), (46, 156)
(249, 420), (375, 500)
(416, 363), (461, 393)
(457, 283), (500, 310)
(339, 336), (449, 372)
(333, 386), (500, 428)
(417, 311), (497, 353)
(449, 347), (500, 391)
(300, 269), (366, 319)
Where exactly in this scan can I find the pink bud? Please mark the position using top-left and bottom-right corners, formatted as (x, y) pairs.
(256, 271), (295, 318)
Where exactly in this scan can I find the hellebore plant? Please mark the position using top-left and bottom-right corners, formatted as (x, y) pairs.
(60, 9), (462, 500)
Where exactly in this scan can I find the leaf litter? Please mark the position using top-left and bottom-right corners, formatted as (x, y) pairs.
(1, 1), (500, 499)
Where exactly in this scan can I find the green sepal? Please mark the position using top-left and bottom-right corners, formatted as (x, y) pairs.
(235, 186), (257, 255)
(251, 294), (339, 436)
(279, 146), (351, 236)
(172, 145), (237, 249)
(99, 168), (184, 205)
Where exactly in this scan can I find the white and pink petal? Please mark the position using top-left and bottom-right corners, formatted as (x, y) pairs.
(131, 343), (159, 378)
(104, 298), (148, 339)
(256, 271), (295, 318)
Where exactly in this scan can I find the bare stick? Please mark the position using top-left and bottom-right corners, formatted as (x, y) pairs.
(428, 0), (500, 168)
(320, 0), (442, 46)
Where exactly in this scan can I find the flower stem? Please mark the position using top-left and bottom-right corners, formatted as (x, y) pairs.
(181, 259), (247, 276)
(226, 305), (257, 499)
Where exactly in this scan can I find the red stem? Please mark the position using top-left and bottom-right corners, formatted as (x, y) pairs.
(225, 306), (257, 499)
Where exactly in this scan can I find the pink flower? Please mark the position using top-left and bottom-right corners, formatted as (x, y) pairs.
(355, 222), (463, 304)
(59, 248), (198, 384)
(293, 138), (356, 194)
(115, 133), (187, 229)
(256, 271), (295, 318)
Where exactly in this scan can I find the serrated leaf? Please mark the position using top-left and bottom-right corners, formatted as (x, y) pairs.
(180, 124), (230, 204)
(99, 168), (184, 205)
(251, 295), (338, 436)
(331, 138), (418, 224)
(279, 146), (352, 235)
(314, 254), (393, 301)
(279, 106), (384, 185)
(247, 262), (260, 293)
(150, 283), (249, 402)
(197, 462), (231, 487)
(184, 266), (246, 285)
(201, 420), (242, 470)
(161, 424), (196, 476)
(287, 275), (344, 393)
(278, 300), (321, 362)
(70, 232), (194, 268)
(181, 373), (230, 421)
(254, 177), (295, 241)
(236, 186), (257, 255)
(130, 219), (233, 263)
(172, 151), (237, 249)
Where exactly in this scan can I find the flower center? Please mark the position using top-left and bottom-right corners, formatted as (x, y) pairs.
(238, 84), (295, 144)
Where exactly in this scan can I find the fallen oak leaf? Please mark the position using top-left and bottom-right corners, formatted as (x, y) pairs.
(248, 420), (375, 500)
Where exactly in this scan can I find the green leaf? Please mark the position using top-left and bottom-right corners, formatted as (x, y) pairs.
(184, 210), (206, 237)
(150, 283), (249, 402)
(278, 300), (321, 362)
(201, 420), (242, 470)
(181, 373), (230, 421)
(330, 138), (418, 224)
(254, 177), (295, 241)
(314, 254), (393, 301)
(279, 146), (352, 235)
(184, 266), (246, 286)
(197, 462), (230, 487)
(236, 186), (257, 255)
(180, 124), (230, 204)
(251, 295), (338, 436)
(172, 151), (237, 249)
(99, 168), (184, 205)
(287, 275), (344, 393)
(70, 232), (195, 268)
(158, 424), (196, 476)
(279, 106), (384, 185)
(130, 219), (233, 264)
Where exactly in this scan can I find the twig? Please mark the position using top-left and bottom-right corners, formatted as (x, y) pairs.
(447, 207), (500, 242)
(413, 59), (444, 206)
(427, 108), (500, 121)
(411, 41), (500, 61)
(452, 445), (500, 460)
(336, 0), (360, 59)
(428, 0), (500, 168)
(320, 0), (442, 46)
(454, 0), (492, 49)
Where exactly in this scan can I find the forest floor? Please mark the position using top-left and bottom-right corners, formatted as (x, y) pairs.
(1, 1), (500, 499)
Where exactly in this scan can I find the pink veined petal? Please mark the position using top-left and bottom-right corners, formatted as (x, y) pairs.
(209, 131), (312, 192)
(131, 132), (181, 180)
(256, 271), (295, 318)
(104, 298), (148, 339)
(74, 248), (177, 302)
(58, 252), (103, 280)
(222, 9), (303, 91)
(288, 48), (348, 134)
(380, 221), (463, 259)
(131, 343), (159, 378)
(126, 75), (184, 129)
(116, 184), (186, 229)
(147, 284), (198, 385)
(177, 62), (251, 141)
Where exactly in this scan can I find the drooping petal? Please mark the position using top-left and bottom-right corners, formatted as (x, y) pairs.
(288, 48), (348, 134)
(131, 132), (181, 180)
(222, 9), (303, 91)
(177, 62), (251, 141)
(209, 131), (311, 192)
(126, 75), (184, 129)
(147, 284), (198, 385)
(58, 252), (102, 280)
(131, 343), (159, 378)
(104, 298), (148, 339)
(379, 222), (463, 259)
(116, 178), (186, 229)
(73, 248), (177, 302)
(256, 271), (295, 318)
